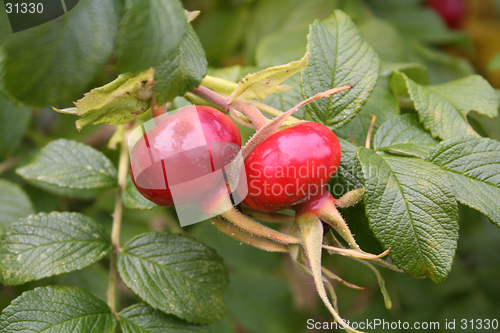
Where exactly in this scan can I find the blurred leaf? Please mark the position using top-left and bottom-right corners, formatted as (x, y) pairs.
(247, 0), (337, 63)
(358, 149), (459, 283)
(27, 182), (101, 200)
(56, 263), (109, 302)
(117, 232), (228, 324)
(428, 137), (500, 228)
(487, 52), (500, 72)
(390, 72), (499, 140)
(209, 317), (235, 333)
(122, 175), (158, 210)
(387, 8), (466, 44)
(114, 0), (187, 73)
(255, 31), (307, 68)
(0, 212), (111, 285)
(56, 70), (154, 130)
(229, 53), (308, 102)
(0, 286), (116, 333)
(17, 139), (117, 191)
(409, 40), (474, 84)
(329, 138), (364, 198)
(0, 179), (34, 235)
(374, 114), (439, 158)
(196, 7), (248, 65)
(2, 0), (122, 107)
(154, 26), (207, 105)
(381, 63), (429, 85)
(301, 10), (380, 129)
(358, 18), (405, 63)
(0, 95), (31, 159)
(335, 85), (400, 147)
(224, 274), (303, 333)
(119, 303), (209, 333)
(0, 5), (12, 46)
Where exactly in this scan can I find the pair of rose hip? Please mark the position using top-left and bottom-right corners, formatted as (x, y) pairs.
(130, 101), (394, 332)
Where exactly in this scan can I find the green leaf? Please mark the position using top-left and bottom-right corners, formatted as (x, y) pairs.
(488, 52), (500, 72)
(329, 138), (364, 197)
(122, 175), (158, 210)
(118, 232), (228, 324)
(301, 10), (380, 129)
(357, 149), (459, 283)
(57, 70), (154, 130)
(28, 182), (101, 200)
(154, 26), (208, 105)
(390, 72), (499, 140)
(358, 18), (405, 63)
(0, 286), (116, 333)
(16, 139), (117, 191)
(2, 0), (121, 107)
(223, 274), (303, 333)
(228, 53), (308, 102)
(381, 63), (429, 85)
(0, 95), (31, 159)
(246, 0), (337, 64)
(0, 212), (111, 285)
(335, 85), (400, 147)
(114, 0), (188, 73)
(409, 40), (474, 84)
(427, 137), (500, 228)
(374, 114), (439, 159)
(0, 179), (34, 235)
(119, 303), (210, 333)
(262, 74), (305, 118)
(387, 8), (466, 44)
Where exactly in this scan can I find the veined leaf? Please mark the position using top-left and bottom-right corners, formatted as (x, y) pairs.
(329, 138), (364, 198)
(118, 232), (228, 324)
(122, 175), (158, 210)
(374, 114), (439, 158)
(16, 139), (117, 191)
(0, 180), (34, 235)
(114, 0), (188, 73)
(357, 149), (459, 283)
(0, 212), (111, 285)
(228, 53), (308, 102)
(56, 70), (154, 130)
(0, 286), (116, 333)
(2, 0), (121, 107)
(390, 72), (499, 140)
(301, 10), (380, 129)
(154, 25), (207, 105)
(119, 303), (209, 333)
(427, 137), (500, 228)
(335, 85), (400, 147)
(0, 95), (31, 159)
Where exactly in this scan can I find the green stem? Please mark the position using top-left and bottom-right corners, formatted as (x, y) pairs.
(107, 125), (130, 314)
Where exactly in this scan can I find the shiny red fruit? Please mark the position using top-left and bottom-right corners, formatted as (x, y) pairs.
(243, 122), (341, 212)
(130, 105), (241, 206)
(428, 0), (465, 29)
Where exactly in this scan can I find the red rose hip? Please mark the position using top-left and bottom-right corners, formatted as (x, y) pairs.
(243, 122), (341, 212)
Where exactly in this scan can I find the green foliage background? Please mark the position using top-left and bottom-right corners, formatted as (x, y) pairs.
(0, 0), (500, 332)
